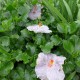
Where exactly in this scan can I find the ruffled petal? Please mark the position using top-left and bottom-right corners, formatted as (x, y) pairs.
(36, 52), (48, 66)
(27, 25), (52, 33)
(54, 56), (66, 65)
(46, 67), (65, 80)
(35, 66), (47, 80)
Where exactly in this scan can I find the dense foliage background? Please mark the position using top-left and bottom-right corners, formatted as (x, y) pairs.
(0, 0), (80, 80)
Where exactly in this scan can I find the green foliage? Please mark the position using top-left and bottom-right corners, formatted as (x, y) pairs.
(57, 22), (78, 34)
(0, 0), (80, 80)
(0, 61), (14, 76)
(63, 40), (74, 54)
(66, 71), (76, 80)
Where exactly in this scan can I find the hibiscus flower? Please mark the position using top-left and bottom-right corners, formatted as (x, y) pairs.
(27, 23), (52, 33)
(35, 52), (66, 80)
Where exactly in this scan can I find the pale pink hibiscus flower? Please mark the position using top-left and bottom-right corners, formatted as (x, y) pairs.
(28, 4), (42, 20)
(27, 23), (52, 33)
(35, 52), (66, 80)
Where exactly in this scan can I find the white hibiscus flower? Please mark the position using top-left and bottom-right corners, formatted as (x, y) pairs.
(27, 23), (52, 33)
(35, 52), (66, 80)
(28, 4), (42, 20)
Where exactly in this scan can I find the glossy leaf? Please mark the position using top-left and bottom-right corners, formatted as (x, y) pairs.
(63, 40), (74, 54)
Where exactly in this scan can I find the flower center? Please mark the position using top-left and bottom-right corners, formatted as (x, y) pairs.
(48, 59), (54, 67)
(38, 22), (42, 27)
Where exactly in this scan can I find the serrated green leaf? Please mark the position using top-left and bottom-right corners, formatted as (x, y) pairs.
(0, 45), (11, 61)
(2, 19), (14, 31)
(12, 50), (30, 64)
(26, 44), (37, 55)
(34, 34), (46, 45)
(0, 62), (14, 76)
(40, 42), (53, 53)
(0, 36), (10, 47)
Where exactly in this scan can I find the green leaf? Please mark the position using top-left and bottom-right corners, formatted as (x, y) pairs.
(10, 34), (19, 39)
(22, 53), (30, 64)
(10, 64), (33, 80)
(66, 71), (76, 80)
(31, 0), (38, 4)
(34, 34), (46, 45)
(50, 35), (62, 45)
(73, 75), (79, 80)
(21, 29), (30, 38)
(24, 70), (33, 80)
(57, 23), (68, 34)
(0, 25), (5, 32)
(0, 78), (8, 80)
(26, 44), (37, 55)
(9, 65), (24, 80)
(0, 36), (10, 47)
(69, 35), (80, 57)
(68, 22), (78, 34)
(63, 0), (73, 21)
(12, 50), (30, 64)
(6, 5), (15, 11)
(0, 45), (11, 61)
(18, 6), (26, 15)
(42, 0), (67, 23)
(64, 61), (75, 74)
(10, 70), (21, 80)
(76, 67), (80, 73)
(63, 35), (80, 58)
(0, 62), (14, 76)
(40, 42), (53, 53)
(2, 19), (14, 31)
(63, 40), (74, 54)
(77, 9), (80, 20)
(57, 22), (78, 34)
(16, 66), (25, 79)
(75, 57), (80, 67)
(0, 53), (11, 61)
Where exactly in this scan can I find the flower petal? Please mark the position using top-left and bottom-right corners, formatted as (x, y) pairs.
(36, 52), (47, 66)
(28, 4), (42, 20)
(27, 25), (52, 33)
(47, 67), (65, 80)
(55, 56), (66, 65)
(35, 66), (47, 80)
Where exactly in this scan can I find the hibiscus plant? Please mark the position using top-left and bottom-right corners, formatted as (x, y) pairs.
(0, 0), (80, 80)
